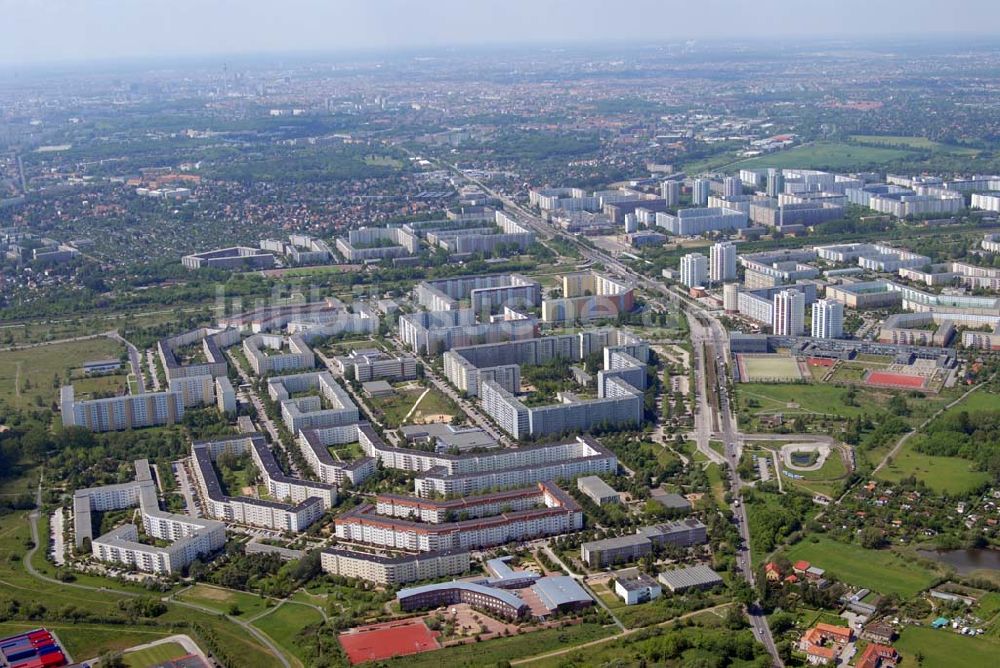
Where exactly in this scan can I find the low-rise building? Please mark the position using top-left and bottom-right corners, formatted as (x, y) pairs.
(577, 476), (620, 505)
(657, 565), (723, 593)
(615, 572), (662, 605)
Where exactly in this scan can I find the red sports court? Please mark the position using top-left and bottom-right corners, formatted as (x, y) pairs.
(338, 618), (440, 665)
(865, 371), (926, 389)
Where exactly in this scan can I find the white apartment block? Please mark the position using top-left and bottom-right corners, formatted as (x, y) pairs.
(243, 333), (315, 376)
(656, 207), (747, 236)
(811, 299), (844, 339)
(298, 424), (377, 487)
(335, 482), (582, 552)
(167, 374), (216, 408)
(79, 460), (226, 574)
(320, 548), (470, 586)
(61, 385), (184, 432)
(398, 308), (537, 355)
(357, 424), (617, 496)
(710, 242), (738, 283)
(680, 253), (708, 288)
(267, 371), (359, 433)
(971, 192), (1000, 213)
(773, 289), (805, 336)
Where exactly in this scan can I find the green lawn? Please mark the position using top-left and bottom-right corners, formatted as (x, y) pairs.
(874, 387), (996, 495)
(252, 602), (324, 667)
(738, 383), (867, 418)
(124, 641), (189, 667)
(731, 141), (916, 171)
(876, 445), (991, 495)
(382, 623), (614, 667)
(0, 337), (125, 409)
(175, 583), (271, 617)
(896, 625), (1000, 668)
(785, 537), (939, 598)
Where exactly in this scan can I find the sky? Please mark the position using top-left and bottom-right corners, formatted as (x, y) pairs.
(1, 0), (998, 67)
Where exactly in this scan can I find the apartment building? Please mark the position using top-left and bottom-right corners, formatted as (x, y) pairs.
(60, 385), (184, 432)
(78, 460), (226, 574)
(773, 289), (806, 336)
(541, 270), (634, 323)
(243, 333), (315, 375)
(680, 253), (708, 288)
(335, 482), (582, 552)
(191, 435), (331, 533)
(398, 309), (537, 355)
(335, 348), (416, 382)
(581, 519), (708, 568)
(320, 548), (470, 586)
(335, 226), (419, 262)
(181, 246), (275, 270)
(157, 327), (237, 380)
(811, 299), (845, 339)
(266, 371), (359, 433)
(298, 424), (377, 486)
(356, 424), (617, 497)
(415, 273), (541, 314)
(710, 242), (738, 283)
(656, 207), (746, 236)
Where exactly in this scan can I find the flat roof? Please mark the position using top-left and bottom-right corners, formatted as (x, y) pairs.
(657, 565), (722, 590)
(577, 476), (618, 498)
(532, 575), (591, 610)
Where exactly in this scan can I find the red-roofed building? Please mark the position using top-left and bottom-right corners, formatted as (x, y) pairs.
(798, 623), (853, 666)
(764, 562), (781, 582)
(856, 643), (899, 668)
(784, 574), (799, 584)
(793, 560), (811, 574)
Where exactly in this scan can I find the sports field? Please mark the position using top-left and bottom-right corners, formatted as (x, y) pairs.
(865, 370), (927, 390)
(339, 618), (440, 665)
(737, 354), (804, 382)
(124, 642), (188, 667)
(785, 537), (938, 598)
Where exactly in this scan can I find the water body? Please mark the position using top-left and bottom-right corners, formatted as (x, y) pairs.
(917, 548), (1000, 574)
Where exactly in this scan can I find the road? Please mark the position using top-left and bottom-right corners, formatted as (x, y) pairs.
(387, 146), (784, 664)
(107, 330), (146, 394)
(146, 349), (162, 391)
(429, 156), (784, 666)
(226, 349), (302, 476)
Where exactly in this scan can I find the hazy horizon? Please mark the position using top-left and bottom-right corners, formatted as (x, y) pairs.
(2, 0), (999, 68)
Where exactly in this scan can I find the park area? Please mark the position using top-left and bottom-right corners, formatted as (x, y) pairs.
(895, 625), (999, 667)
(736, 354), (804, 382)
(784, 536), (939, 598)
(366, 383), (460, 427)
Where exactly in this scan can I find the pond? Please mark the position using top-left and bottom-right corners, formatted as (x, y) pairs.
(917, 548), (1000, 574)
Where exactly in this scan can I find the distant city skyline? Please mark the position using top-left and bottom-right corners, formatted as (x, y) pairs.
(1, 0), (999, 68)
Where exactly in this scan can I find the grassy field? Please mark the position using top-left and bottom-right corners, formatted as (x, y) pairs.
(896, 626), (999, 668)
(368, 384), (459, 427)
(739, 355), (803, 382)
(731, 141), (916, 171)
(252, 602), (324, 668)
(738, 383), (867, 418)
(0, 337), (124, 409)
(175, 584), (271, 617)
(875, 387), (996, 495)
(876, 444), (991, 495)
(785, 537), (939, 598)
(781, 449), (848, 498)
(124, 641), (189, 667)
(382, 623), (614, 667)
(849, 135), (979, 155)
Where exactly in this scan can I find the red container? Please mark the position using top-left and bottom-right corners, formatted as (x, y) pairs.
(41, 652), (65, 666)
